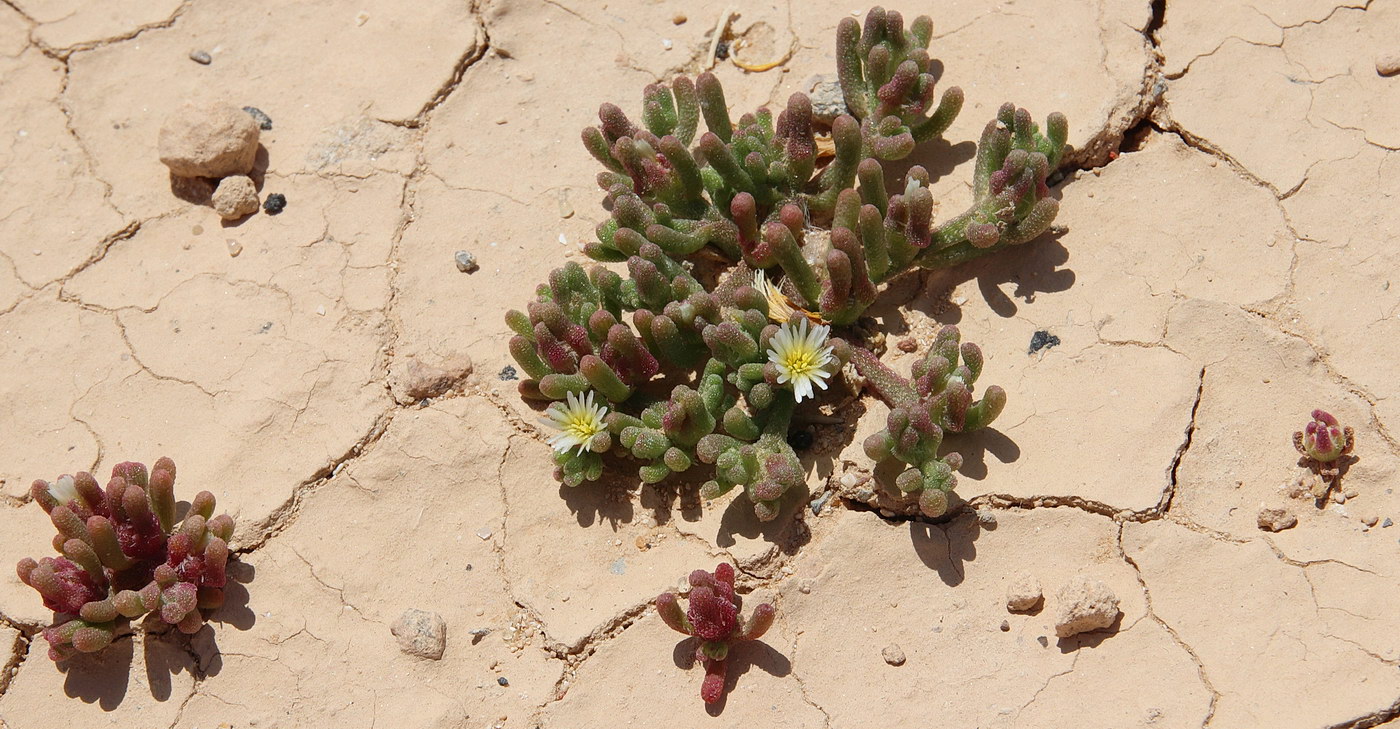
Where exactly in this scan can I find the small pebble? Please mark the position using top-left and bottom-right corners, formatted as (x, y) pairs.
(242, 106), (273, 131)
(715, 39), (731, 60)
(498, 365), (518, 381)
(1000, 620), (1011, 632)
(455, 250), (479, 273)
(497, 677), (509, 686)
(226, 239), (243, 257)
(316, 305), (327, 316)
(1383, 518), (1393, 528)
(476, 528), (492, 540)
(977, 510), (998, 528)
(1028, 330), (1060, 354)
(661, 38), (673, 50)
(1361, 513), (1379, 528)
(896, 338), (917, 353)
(881, 643), (906, 666)
(262, 193), (287, 215)
(556, 188), (574, 218)
(1377, 53), (1400, 77)
(798, 579), (813, 594)
(189, 50), (211, 65)
(355, 10), (370, 25)
(672, 13), (687, 24)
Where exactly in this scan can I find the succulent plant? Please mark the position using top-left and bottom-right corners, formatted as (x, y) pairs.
(1293, 409), (1354, 483)
(17, 458), (234, 661)
(851, 326), (1006, 517)
(836, 5), (964, 158)
(510, 7), (1063, 519)
(656, 563), (776, 704)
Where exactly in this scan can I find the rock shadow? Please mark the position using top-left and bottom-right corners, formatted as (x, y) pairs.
(1055, 611), (1125, 653)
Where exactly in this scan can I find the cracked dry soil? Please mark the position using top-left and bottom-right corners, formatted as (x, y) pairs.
(1, 0), (1399, 727)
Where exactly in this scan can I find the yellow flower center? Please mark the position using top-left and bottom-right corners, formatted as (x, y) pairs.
(782, 348), (822, 379)
(565, 413), (604, 443)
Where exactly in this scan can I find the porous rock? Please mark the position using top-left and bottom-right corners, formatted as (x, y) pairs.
(1053, 576), (1120, 638)
(211, 175), (260, 220)
(1006, 572), (1043, 612)
(159, 101), (261, 178)
(1257, 507), (1298, 533)
(391, 608), (447, 660)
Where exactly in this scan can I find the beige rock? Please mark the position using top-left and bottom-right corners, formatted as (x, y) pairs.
(391, 608), (447, 660)
(1054, 576), (1121, 638)
(211, 174), (260, 220)
(881, 643), (906, 666)
(1257, 508), (1299, 533)
(158, 101), (260, 178)
(1007, 572), (1044, 612)
(1379, 53), (1400, 77)
(387, 352), (473, 405)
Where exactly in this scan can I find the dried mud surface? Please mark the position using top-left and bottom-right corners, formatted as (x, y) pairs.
(1, 0), (1398, 727)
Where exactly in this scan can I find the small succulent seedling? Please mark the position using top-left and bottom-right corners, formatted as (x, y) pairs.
(508, 6), (1066, 519)
(1293, 409), (1354, 487)
(17, 458), (234, 661)
(656, 563), (775, 704)
(851, 326), (1005, 517)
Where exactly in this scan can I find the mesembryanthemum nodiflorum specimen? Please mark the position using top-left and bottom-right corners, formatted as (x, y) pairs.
(17, 458), (235, 660)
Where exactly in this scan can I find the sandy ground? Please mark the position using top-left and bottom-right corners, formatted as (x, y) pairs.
(0, 0), (1398, 727)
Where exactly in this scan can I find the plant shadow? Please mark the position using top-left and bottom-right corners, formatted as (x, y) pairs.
(558, 461), (639, 529)
(914, 228), (1075, 323)
(946, 426), (1021, 480)
(670, 635), (790, 716)
(57, 632), (133, 710)
(908, 509), (986, 586)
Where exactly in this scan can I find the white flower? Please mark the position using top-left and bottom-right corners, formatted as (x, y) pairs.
(47, 475), (80, 506)
(767, 318), (835, 403)
(545, 391), (609, 456)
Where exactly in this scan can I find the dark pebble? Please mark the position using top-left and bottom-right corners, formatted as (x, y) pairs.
(1028, 330), (1060, 354)
(189, 50), (212, 65)
(787, 429), (813, 451)
(263, 193), (287, 215)
(715, 40), (731, 60)
(497, 676), (509, 686)
(242, 106), (273, 131)
(1384, 518), (1393, 528)
(498, 365), (518, 381)
(999, 620), (1010, 632)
